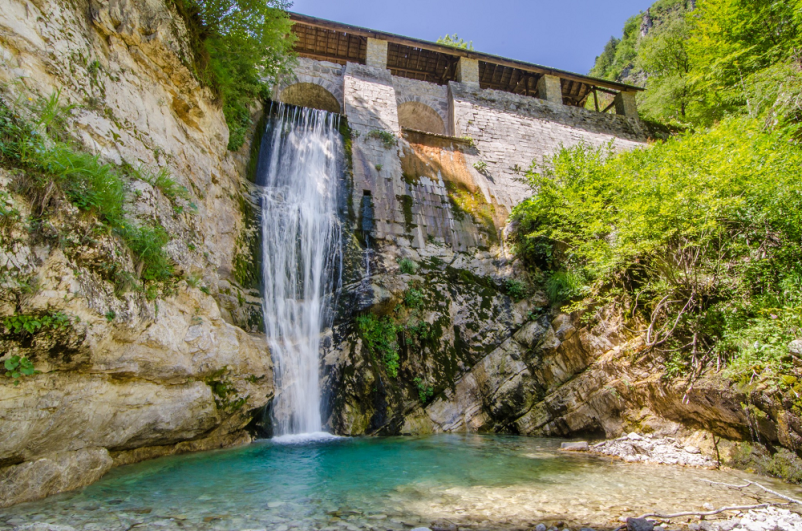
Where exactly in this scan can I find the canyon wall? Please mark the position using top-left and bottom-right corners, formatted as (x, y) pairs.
(0, 0), (270, 507)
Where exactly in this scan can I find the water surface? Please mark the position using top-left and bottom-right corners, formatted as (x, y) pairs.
(2, 435), (800, 531)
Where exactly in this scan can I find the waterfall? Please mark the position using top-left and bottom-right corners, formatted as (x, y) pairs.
(257, 104), (343, 436)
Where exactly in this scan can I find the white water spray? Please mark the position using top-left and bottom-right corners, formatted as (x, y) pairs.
(258, 104), (343, 436)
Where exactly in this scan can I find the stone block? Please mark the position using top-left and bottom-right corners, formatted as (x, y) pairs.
(614, 90), (639, 118)
(366, 38), (388, 69)
(537, 75), (563, 105)
(456, 57), (479, 86)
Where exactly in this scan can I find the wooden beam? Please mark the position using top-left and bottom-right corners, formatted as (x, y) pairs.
(289, 12), (644, 93)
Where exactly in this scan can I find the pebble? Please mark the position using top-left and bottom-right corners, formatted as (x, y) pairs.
(592, 434), (716, 467)
(535, 524), (547, 531)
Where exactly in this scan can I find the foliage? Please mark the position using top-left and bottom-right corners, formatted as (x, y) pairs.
(730, 442), (802, 484)
(687, 0), (802, 125)
(0, 92), (174, 283)
(404, 288), (424, 309)
(472, 160), (488, 173)
(589, 0), (693, 83)
(636, 16), (692, 121)
(504, 279), (528, 302)
(436, 34), (474, 51)
(4, 356), (38, 385)
(356, 314), (400, 378)
(174, 0), (296, 150)
(413, 377), (434, 403)
(367, 129), (397, 148)
(4, 312), (72, 335)
(512, 118), (802, 388)
(398, 258), (419, 275)
(590, 0), (802, 131)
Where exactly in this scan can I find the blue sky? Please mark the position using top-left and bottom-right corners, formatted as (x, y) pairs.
(289, 1), (654, 75)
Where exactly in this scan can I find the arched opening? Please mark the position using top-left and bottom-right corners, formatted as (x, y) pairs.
(397, 101), (446, 135)
(279, 83), (341, 114)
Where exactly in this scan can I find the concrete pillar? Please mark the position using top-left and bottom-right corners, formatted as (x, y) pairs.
(366, 38), (388, 70)
(456, 57), (480, 86)
(614, 91), (639, 118)
(537, 75), (563, 105)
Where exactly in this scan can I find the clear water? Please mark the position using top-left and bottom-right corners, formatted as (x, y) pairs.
(257, 104), (343, 435)
(3, 435), (801, 531)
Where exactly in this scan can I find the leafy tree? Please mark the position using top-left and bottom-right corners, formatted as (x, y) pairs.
(178, 0), (296, 150)
(589, 37), (620, 79)
(512, 119), (802, 389)
(637, 16), (692, 121)
(687, 0), (802, 124)
(436, 34), (474, 50)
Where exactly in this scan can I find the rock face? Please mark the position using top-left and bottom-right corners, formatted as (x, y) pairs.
(0, 0), (270, 507)
(321, 117), (802, 466)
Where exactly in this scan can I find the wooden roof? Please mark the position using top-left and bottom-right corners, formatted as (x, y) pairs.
(293, 23), (367, 65)
(289, 12), (643, 103)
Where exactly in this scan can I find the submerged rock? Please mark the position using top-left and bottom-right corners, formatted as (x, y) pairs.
(627, 518), (655, 531)
(560, 441), (589, 451)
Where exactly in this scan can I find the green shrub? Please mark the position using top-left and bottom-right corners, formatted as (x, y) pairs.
(413, 377), (434, 403)
(512, 118), (802, 387)
(356, 314), (400, 378)
(4, 312), (71, 335)
(367, 129), (397, 148)
(406, 320), (433, 341)
(473, 160), (488, 173)
(398, 258), (418, 275)
(404, 288), (424, 309)
(4, 355), (38, 385)
(504, 279), (528, 302)
(543, 271), (584, 304)
(730, 442), (802, 484)
(436, 34), (474, 50)
(117, 224), (174, 281)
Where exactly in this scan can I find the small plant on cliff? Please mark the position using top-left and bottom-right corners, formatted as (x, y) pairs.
(3, 312), (72, 336)
(367, 129), (397, 149)
(472, 160), (488, 173)
(413, 377), (434, 403)
(4, 355), (38, 385)
(356, 314), (400, 378)
(404, 288), (424, 309)
(504, 279), (528, 302)
(398, 258), (418, 275)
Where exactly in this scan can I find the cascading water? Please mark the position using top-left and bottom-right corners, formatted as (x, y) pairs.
(256, 104), (343, 436)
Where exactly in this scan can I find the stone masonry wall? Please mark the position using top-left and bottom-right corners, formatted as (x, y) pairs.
(449, 81), (647, 209)
(392, 77), (449, 129)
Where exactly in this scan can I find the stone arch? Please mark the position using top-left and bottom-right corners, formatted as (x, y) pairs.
(278, 82), (341, 114)
(397, 101), (446, 135)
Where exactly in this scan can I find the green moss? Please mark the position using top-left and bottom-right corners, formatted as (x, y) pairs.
(395, 194), (416, 233)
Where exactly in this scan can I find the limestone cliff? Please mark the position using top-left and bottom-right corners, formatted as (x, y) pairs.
(0, 0), (270, 507)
